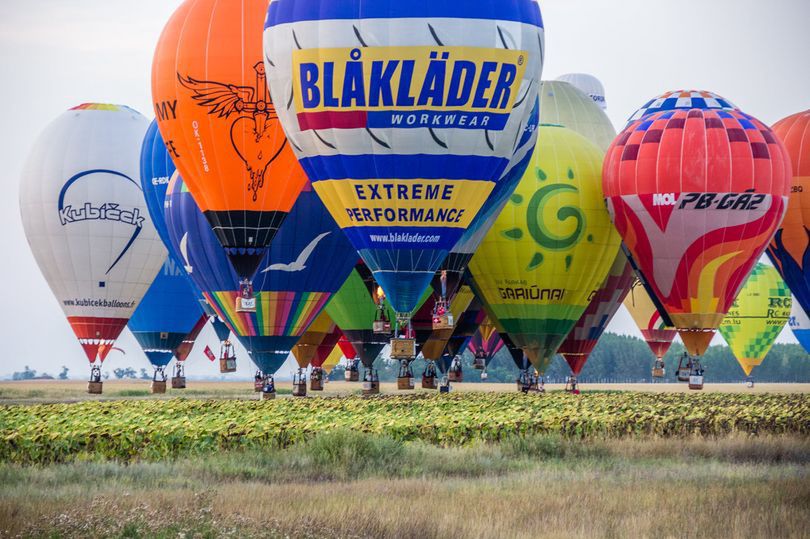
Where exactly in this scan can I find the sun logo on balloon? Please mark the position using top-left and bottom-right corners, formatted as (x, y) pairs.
(501, 166), (592, 271)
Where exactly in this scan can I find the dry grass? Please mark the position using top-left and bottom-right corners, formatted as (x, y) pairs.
(1, 433), (808, 538)
(2, 380), (809, 406)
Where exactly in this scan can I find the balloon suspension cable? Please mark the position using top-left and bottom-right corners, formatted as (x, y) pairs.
(440, 270), (447, 300)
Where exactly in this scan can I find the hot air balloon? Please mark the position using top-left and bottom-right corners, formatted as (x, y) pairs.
(263, 0), (546, 357)
(137, 120), (207, 389)
(306, 315), (342, 391)
(128, 259), (207, 393)
(336, 333), (361, 381)
(164, 175), (356, 396)
(19, 104), (165, 394)
(626, 90), (738, 125)
(414, 286), (476, 389)
(538, 80), (616, 151)
(789, 300), (810, 354)
(603, 107), (791, 385)
(152, 0), (308, 312)
(321, 342), (345, 377)
(719, 263), (791, 386)
(290, 310), (337, 395)
(325, 267), (405, 394)
(623, 279), (678, 377)
(468, 125), (622, 383)
(558, 253), (635, 392)
(468, 316), (505, 378)
(556, 73), (607, 110)
(766, 110), (810, 316)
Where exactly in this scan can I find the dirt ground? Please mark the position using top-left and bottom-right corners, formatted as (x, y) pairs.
(1, 379), (808, 405)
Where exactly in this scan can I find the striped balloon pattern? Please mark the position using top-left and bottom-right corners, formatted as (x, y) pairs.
(264, 0), (545, 313)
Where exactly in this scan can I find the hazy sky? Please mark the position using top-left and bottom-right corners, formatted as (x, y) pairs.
(1, 0), (808, 378)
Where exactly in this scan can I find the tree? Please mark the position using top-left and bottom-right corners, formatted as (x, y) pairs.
(58, 366), (69, 380)
(12, 366), (37, 381)
(139, 368), (151, 380)
(113, 367), (137, 379)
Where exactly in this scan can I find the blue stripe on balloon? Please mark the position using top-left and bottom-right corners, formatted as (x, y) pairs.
(266, 0), (543, 27)
(298, 154), (508, 182)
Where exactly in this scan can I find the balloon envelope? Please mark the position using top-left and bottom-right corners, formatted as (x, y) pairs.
(19, 104), (165, 363)
(719, 263), (791, 376)
(626, 90), (738, 125)
(263, 0), (546, 313)
(556, 73), (607, 110)
(152, 0), (308, 280)
(766, 110), (810, 316)
(538, 80), (615, 152)
(623, 279), (678, 359)
(558, 252), (635, 375)
(789, 300), (810, 354)
(469, 125), (622, 372)
(128, 258), (207, 367)
(603, 108), (791, 355)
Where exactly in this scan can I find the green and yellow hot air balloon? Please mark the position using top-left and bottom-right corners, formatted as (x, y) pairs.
(719, 263), (791, 377)
(468, 125), (622, 373)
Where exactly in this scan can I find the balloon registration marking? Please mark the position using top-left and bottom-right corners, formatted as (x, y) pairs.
(501, 167), (589, 271)
(178, 63), (286, 201)
(58, 169), (145, 275)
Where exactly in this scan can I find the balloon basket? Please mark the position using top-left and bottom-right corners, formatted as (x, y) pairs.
(390, 338), (416, 360)
(310, 376), (324, 391)
(219, 357), (237, 373)
(397, 376), (414, 390)
(422, 375), (436, 389)
(472, 355), (486, 370)
(432, 313), (454, 331)
(372, 320), (391, 335)
(652, 367), (665, 379)
(345, 369), (359, 382)
(745, 377), (755, 389)
(688, 375), (704, 390)
(151, 380), (167, 394)
(87, 381), (103, 395)
(254, 379), (264, 392)
(171, 376), (186, 389)
(235, 296), (256, 313)
(261, 389), (276, 400)
(362, 380), (380, 395)
(448, 370), (463, 383)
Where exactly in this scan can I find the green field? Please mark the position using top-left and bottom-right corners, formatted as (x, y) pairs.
(1, 385), (808, 537)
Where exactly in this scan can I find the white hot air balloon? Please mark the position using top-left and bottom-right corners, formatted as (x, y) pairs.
(556, 73), (607, 110)
(19, 104), (166, 388)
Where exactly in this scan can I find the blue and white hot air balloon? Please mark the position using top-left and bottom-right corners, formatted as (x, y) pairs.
(263, 0), (545, 322)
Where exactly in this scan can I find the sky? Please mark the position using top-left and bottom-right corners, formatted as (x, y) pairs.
(0, 0), (808, 379)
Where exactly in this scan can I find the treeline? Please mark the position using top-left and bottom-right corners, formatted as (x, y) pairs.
(331, 333), (810, 384)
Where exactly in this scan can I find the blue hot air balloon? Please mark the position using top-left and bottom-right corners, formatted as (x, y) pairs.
(131, 121), (207, 381)
(263, 0), (546, 318)
(164, 175), (357, 380)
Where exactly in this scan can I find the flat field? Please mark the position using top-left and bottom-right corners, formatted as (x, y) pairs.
(0, 382), (808, 538)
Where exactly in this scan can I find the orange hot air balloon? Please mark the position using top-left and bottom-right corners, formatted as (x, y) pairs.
(603, 108), (791, 358)
(152, 0), (307, 285)
(766, 110), (810, 316)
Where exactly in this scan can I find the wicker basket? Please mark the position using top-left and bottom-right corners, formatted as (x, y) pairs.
(362, 381), (380, 395)
(310, 377), (323, 391)
(688, 375), (704, 390)
(220, 357), (237, 373)
(397, 376), (414, 390)
(151, 380), (167, 394)
(261, 391), (276, 400)
(421, 375), (436, 389)
(171, 376), (186, 389)
(292, 381), (307, 397)
(345, 370), (359, 382)
(390, 338), (416, 359)
(448, 370), (463, 383)
(87, 381), (103, 394)
(651, 367), (665, 378)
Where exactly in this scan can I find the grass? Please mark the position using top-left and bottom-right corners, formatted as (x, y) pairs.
(0, 431), (808, 538)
